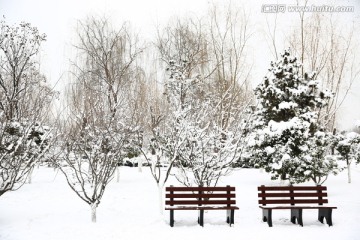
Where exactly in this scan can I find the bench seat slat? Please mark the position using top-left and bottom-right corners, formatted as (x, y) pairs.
(166, 193), (235, 198)
(259, 205), (337, 210)
(166, 200), (236, 205)
(166, 186), (235, 191)
(259, 199), (328, 205)
(258, 186), (327, 191)
(166, 206), (239, 210)
(258, 192), (327, 198)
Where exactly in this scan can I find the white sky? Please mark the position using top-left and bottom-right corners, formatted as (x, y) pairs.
(0, 0), (359, 130)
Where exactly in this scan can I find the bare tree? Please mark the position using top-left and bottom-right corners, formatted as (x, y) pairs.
(163, 54), (249, 187)
(70, 16), (144, 122)
(61, 77), (132, 222)
(59, 16), (144, 222)
(58, 118), (129, 222)
(207, 3), (254, 140)
(139, 121), (185, 214)
(0, 20), (49, 120)
(157, 17), (211, 109)
(138, 58), (185, 213)
(0, 20), (55, 195)
(137, 17), (211, 213)
(287, 10), (360, 131)
(172, 100), (245, 187)
(67, 15), (145, 175)
(149, 4), (254, 189)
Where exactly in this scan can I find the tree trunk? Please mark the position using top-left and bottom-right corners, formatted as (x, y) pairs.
(281, 172), (287, 181)
(91, 203), (97, 223)
(157, 183), (164, 215)
(348, 162), (351, 184)
(116, 166), (120, 183)
(27, 166), (34, 184)
(138, 158), (142, 173)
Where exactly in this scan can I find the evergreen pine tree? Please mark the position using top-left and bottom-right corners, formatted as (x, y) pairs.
(247, 49), (333, 184)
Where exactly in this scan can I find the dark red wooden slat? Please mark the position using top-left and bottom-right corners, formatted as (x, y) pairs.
(259, 206), (337, 210)
(166, 186), (235, 192)
(259, 199), (328, 205)
(166, 193), (236, 198)
(165, 206), (240, 210)
(166, 200), (236, 205)
(257, 186), (327, 191)
(258, 192), (327, 198)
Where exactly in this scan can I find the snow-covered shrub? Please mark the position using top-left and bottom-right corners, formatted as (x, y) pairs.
(294, 131), (342, 184)
(0, 120), (52, 196)
(121, 130), (143, 161)
(335, 132), (360, 183)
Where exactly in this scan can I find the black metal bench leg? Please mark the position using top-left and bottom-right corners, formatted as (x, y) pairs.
(262, 209), (273, 227)
(229, 209), (235, 226)
(291, 211), (296, 224)
(199, 210), (204, 227)
(318, 209), (324, 224)
(318, 209), (333, 227)
(170, 210), (174, 227)
(226, 210), (230, 224)
(291, 209), (303, 227)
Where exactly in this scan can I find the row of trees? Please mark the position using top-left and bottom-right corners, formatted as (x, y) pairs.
(1, 1), (360, 222)
(60, 6), (254, 216)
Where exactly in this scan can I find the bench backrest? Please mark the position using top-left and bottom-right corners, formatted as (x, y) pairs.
(165, 185), (237, 207)
(258, 185), (330, 206)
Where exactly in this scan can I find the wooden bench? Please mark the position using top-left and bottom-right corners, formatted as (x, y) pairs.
(258, 185), (337, 227)
(165, 185), (239, 227)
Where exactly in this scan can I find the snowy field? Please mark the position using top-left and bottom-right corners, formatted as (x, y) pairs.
(0, 165), (359, 240)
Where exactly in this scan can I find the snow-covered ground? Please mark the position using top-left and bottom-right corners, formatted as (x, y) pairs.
(0, 165), (359, 240)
